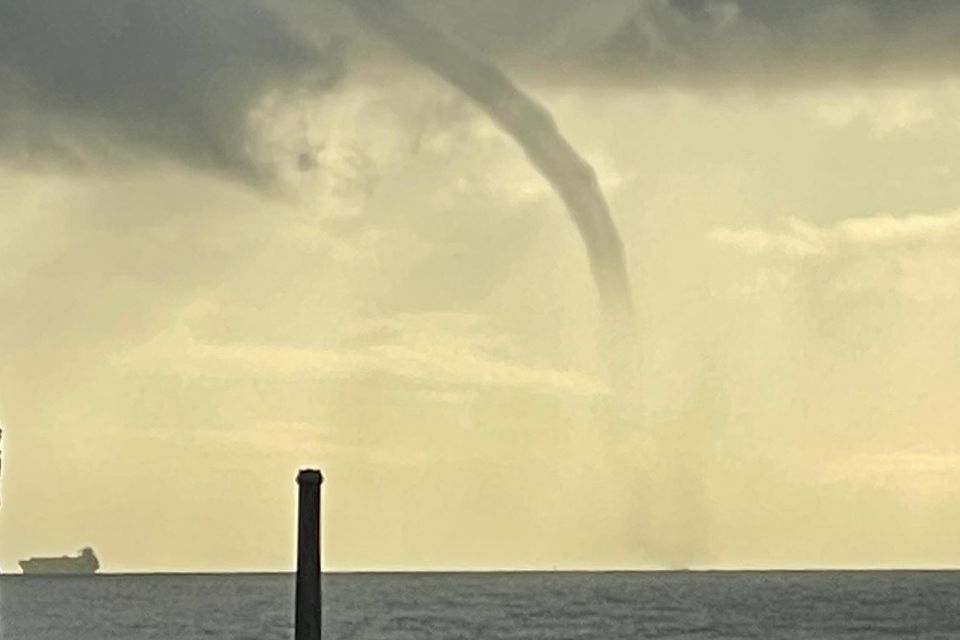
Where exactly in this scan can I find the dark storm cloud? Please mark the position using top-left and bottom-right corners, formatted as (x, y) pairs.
(598, 0), (960, 86)
(364, 1), (960, 87)
(0, 0), (344, 181)
(4, 0), (955, 183)
(733, 0), (958, 26)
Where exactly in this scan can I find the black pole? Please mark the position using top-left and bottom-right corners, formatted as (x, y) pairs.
(296, 469), (324, 640)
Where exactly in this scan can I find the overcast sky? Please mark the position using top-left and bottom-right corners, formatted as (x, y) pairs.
(2, 0), (960, 572)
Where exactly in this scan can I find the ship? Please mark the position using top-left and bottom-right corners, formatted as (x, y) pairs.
(19, 547), (100, 575)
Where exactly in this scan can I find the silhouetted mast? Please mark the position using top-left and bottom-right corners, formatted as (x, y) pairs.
(296, 469), (324, 640)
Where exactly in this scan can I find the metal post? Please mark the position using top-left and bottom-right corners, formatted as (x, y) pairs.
(296, 469), (324, 640)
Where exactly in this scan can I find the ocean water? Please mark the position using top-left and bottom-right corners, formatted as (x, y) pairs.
(2, 571), (960, 639)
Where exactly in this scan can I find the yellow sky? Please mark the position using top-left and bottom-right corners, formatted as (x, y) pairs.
(4, 3), (960, 572)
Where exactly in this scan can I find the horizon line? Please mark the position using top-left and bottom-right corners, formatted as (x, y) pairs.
(10, 566), (960, 576)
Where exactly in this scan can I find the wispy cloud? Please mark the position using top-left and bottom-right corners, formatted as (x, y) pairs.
(836, 211), (960, 245)
(711, 209), (960, 257)
(812, 91), (937, 136)
(115, 312), (607, 398)
(710, 209), (960, 301)
(710, 219), (828, 257)
(819, 450), (960, 505)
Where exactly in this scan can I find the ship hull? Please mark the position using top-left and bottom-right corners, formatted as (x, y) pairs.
(19, 550), (100, 575)
(19, 559), (98, 575)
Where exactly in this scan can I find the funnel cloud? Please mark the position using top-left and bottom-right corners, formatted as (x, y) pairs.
(340, 0), (635, 328)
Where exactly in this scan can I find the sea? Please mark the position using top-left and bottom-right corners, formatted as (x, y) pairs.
(2, 571), (960, 639)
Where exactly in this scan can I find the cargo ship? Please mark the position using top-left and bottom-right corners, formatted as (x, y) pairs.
(19, 547), (100, 575)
